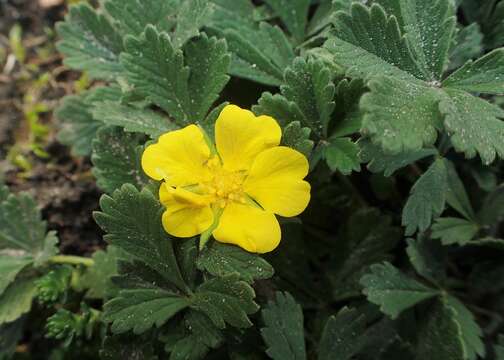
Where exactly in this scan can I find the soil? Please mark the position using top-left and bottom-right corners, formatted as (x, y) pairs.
(1, 0), (104, 255)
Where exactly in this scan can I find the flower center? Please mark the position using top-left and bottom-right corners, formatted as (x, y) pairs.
(201, 157), (246, 208)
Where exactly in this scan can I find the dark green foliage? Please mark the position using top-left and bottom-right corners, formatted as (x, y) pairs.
(5, 0), (504, 358)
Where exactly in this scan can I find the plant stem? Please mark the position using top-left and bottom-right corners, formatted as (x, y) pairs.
(49, 255), (94, 267)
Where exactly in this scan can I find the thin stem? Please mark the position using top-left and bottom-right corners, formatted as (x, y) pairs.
(49, 255), (94, 267)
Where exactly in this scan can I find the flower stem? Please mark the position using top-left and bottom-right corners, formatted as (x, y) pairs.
(49, 255), (94, 267)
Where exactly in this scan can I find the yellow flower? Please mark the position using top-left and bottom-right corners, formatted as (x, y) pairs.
(141, 104), (311, 253)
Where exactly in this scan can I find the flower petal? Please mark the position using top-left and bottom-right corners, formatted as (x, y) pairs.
(215, 105), (281, 171)
(244, 146), (310, 217)
(213, 202), (280, 253)
(159, 184), (214, 238)
(142, 125), (211, 186)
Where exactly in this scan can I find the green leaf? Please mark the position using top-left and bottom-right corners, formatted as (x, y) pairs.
(449, 23), (483, 71)
(263, 0), (310, 43)
(184, 33), (231, 123)
(281, 122), (314, 157)
(330, 208), (401, 301)
(478, 184), (504, 226)
(192, 274), (258, 329)
(253, 93), (304, 128)
(172, 0), (214, 48)
(56, 3), (123, 79)
(406, 237), (445, 285)
(208, 21), (294, 86)
(36, 265), (72, 304)
(121, 26), (229, 124)
(417, 300), (467, 360)
(402, 158), (448, 235)
(446, 296), (485, 360)
(379, 0), (456, 81)
(361, 76), (444, 153)
(445, 160), (476, 220)
(0, 277), (38, 325)
(78, 246), (125, 299)
(431, 218), (479, 246)
(0, 192), (58, 267)
(94, 184), (186, 292)
(0, 256), (32, 296)
(358, 138), (437, 177)
(196, 241), (274, 284)
(104, 0), (177, 36)
(323, 138), (360, 175)
(92, 101), (177, 139)
(439, 88), (504, 165)
(360, 262), (439, 319)
(282, 57), (335, 137)
(91, 127), (149, 194)
(443, 48), (504, 94)
(56, 86), (122, 156)
(323, 3), (423, 82)
(331, 78), (366, 138)
(260, 292), (306, 360)
(105, 289), (190, 335)
(161, 312), (223, 360)
(104, 260), (190, 335)
(494, 335), (504, 360)
(318, 307), (367, 360)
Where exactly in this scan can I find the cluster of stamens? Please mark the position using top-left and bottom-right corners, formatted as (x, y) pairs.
(201, 157), (247, 208)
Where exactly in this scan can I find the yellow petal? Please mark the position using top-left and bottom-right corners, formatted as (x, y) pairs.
(212, 202), (280, 253)
(215, 105), (281, 171)
(244, 146), (310, 217)
(142, 125), (211, 186)
(159, 184), (213, 238)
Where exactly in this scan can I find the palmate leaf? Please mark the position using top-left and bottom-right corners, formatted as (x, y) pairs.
(440, 89), (504, 165)
(172, 0), (214, 48)
(416, 300), (467, 360)
(196, 241), (274, 284)
(324, 3), (424, 82)
(445, 159), (476, 221)
(360, 262), (439, 319)
(192, 274), (258, 329)
(318, 307), (366, 360)
(161, 311), (223, 360)
(104, 0), (178, 36)
(260, 292), (306, 360)
(262, 0), (310, 44)
(446, 296), (485, 360)
(94, 184), (186, 292)
(121, 26), (230, 125)
(323, 138), (360, 175)
(0, 191), (58, 272)
(78, 246), (125, 300)
(377, 0), (456, 81)
(402, 158), (448, 236)
(56, 86), (122, 156)
(431, 217), (479, 246)
(282, 122), (314, 157)
(92, 101), (178, 139)
(443, 48), (504, 94)
(91, 126), (149, 194)
(360, 76), (444, 154)
(0, 256), (32, 296)
(254, 57), (335, 138)
(358, 138), (437, 177)
(97, 186), (258, 335)
(56, 3), (123, 79)
(449, 23), (483, 71)
(207, 10), (295, 86)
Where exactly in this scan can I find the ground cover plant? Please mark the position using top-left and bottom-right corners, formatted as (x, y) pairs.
(1, 0), (504, 358)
